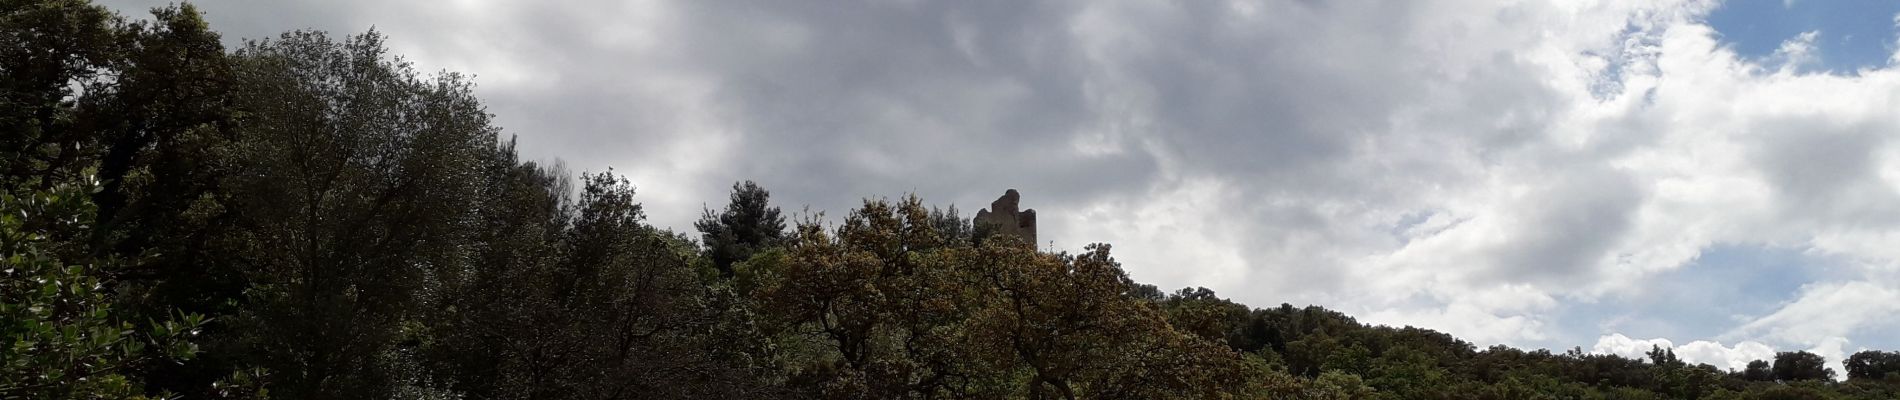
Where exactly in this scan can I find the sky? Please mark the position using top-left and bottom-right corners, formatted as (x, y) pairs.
(98, 0), (1900, 373)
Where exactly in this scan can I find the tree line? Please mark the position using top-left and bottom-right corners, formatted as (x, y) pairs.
(5, 2), (1900, 399)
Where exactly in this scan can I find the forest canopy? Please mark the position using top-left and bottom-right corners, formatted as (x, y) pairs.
(5, 1), (1900, 399)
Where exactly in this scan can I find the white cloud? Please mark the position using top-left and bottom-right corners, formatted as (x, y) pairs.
(1893, 13), (1900, 65)
(1729, 281), (1900, 346)
(1677, 340), (1779, 372)
(1595, 333), (1861, 377)
(1593, 334), (1779, 372)
(1770, 31), (1822, 72)
(1056, 177), (1252, 292)
(1592, 333), (1678, 360)
(1367, 303), (1550, 345)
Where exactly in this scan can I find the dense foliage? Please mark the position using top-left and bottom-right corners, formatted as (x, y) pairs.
(6, 1), (1900, 398)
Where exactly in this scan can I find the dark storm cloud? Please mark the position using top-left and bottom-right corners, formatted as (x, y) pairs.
(655, 1), (1154, 214)
(91, 0), (1636, 315)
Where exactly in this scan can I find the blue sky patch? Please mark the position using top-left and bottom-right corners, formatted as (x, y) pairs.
(1543, 244), (1825, 350)
(1705, 0), (1900, 72)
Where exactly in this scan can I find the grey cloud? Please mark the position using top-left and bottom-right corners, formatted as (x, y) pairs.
(1750, 118), (1900, 226)
(92, 0), (1900, 350)
(91, 0), (1613, 310)
(1491, 167), (1643, 286)
(657, 1), (1145, 213)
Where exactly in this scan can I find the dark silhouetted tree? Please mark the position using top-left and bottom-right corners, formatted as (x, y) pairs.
(0, 0), (118, 191)
(928, 205), (972, 245)
(1744, 359), (1775, 382)
(1846, 350), (1900, 381)
(1772, 351), (1834, 382)
(1647, 345), (1682, 367)
(696, 180), (784, 277)
(219, 29), (502, 399)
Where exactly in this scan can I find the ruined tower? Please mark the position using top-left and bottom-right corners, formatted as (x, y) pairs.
(973, 189), (1036, 245)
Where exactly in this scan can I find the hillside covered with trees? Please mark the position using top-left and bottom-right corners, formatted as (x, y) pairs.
(8, 2), (1900, 399)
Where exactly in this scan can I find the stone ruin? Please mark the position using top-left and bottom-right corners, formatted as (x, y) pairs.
(973, 189), (1036, 245)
